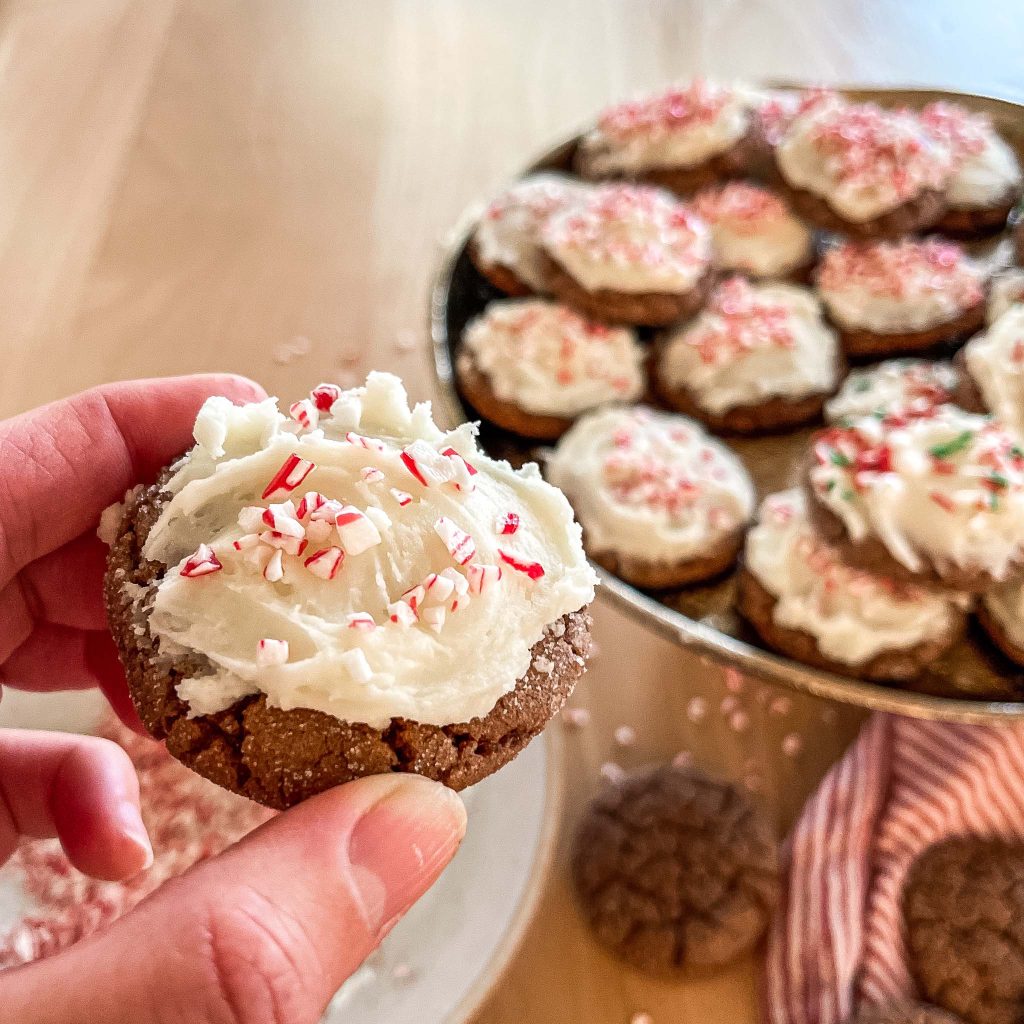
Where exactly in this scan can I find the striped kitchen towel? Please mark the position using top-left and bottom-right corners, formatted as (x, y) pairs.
(764, 713), (1024, 1024)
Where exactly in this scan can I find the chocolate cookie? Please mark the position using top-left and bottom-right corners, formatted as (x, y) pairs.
(935, 193), (1017, 237)
(852, 1003), (966, 1024)
(904, 837), (1024, 1024)
(572, 763), (780, 975)
(836, 301), (985, 360)
(105, 474), (592, 808)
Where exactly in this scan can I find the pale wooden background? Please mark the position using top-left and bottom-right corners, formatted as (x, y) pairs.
(0, 2), (1021, 1021)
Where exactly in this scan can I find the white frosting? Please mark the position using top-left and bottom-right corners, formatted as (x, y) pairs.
(746, 489), (964, 665)
(809, 406), (1024, 579)
(460, 298), (645, 416)
(541, 184), (711, 295)
(545, 405), (755, 564)
(139, 373), (597, 728)
(473, 173), (589, 291)
(964, 305), (1024, 440)
(777, 97), (952, 222)
(658, 279), (839, 415)
(920, 102), (1022, 210)
(984, 578), (1024, 650)
(825, 359), (959, 424)
(816, 239), (984, 334)
(987, 268), (1024, 325)
(578, 80), (756, 175)
(693, 183), (813, 278)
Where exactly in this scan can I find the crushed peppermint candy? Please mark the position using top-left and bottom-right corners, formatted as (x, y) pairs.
(683, 276), (795, 365)
(303, 546), (344, 580)
(919, 101), (991, 165)
(597, 78), (738, 141)
(180, 544), (222, 578)
(360, 466), (385, 483)
(498, 549), (545, 580)
(467, 562), (502, 594)
(310, 382), (342, 413)
(262, 454), (316, 500)
(388, 600), (418, 627)
(256, 637), (289, 666)
(692, 182), (791, 232)
(817, 238), (982, 308)
(288, 399), (319, 430)
(434, 516), (477, 565)
(400, 441), (457, 488)
(341, 647), (373, 684)
(497, 512), (520, 535)
(335, 507), (382, 555)
(346, 612), (376, 631)
(390, 488), (413, 507)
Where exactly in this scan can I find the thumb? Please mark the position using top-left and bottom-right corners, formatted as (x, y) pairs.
(3, 774), (467, 1024)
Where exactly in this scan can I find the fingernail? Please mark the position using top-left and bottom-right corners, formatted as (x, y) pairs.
(348, 777), (466, 937)
(117, 802), (154, 872)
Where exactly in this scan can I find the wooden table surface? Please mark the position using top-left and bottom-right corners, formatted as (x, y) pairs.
(1, 2), (1022, 1021)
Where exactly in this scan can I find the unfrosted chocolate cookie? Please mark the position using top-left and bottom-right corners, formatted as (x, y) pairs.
(572, 763), (779, 975)
(904, 837), (1024, 1024)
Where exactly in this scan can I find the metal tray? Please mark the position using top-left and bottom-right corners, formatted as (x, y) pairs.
(430, 85), (1024, 723)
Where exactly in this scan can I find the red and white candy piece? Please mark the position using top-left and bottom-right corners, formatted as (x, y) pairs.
(261, 502), (304, 538)
(256, 638), (289, 666)
(263, 549), (285, 582)
(401, 584), (427, 613)
(232, 533), (260, 552)
(296, 491), (327, 520)
(498, 549), (545, 580)
(442, 447), (477, 493)
(345, 431), (386, 453)
(303, 546), (345, 580)
(335, 506), (382, 555)
(421, 606), (446, 633)
(496, 512), (520, 535)
(310, 383), (342, 413)
(180, 544), (222, 579)
(360, 466), (385, 483)
(441, 567), (470, 612)
(346, 612), (377, 632)
(259, 531), (307, 557)
(388, 600), (418, 627)
(434, 517), (476, 565)
(400, 441), (457, 488)
(341, 648), (373, 684)
(238, 506), (267, 533)
(309, 497), (346, 524)
(467, 563), (502, 595)
(288, 399), (319, 431)
(262, 454), (316, 500)
(423, 571), (456, 605)
(390, 488), (413, 507)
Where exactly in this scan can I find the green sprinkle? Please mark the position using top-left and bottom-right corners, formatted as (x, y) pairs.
(928, 431), (973, 460)
(991, 472), (1010, 490)
(842, 489), (855, 501)
(830, 450), (853, 468)
(854, 378), (872, 393)
(826, 479), (837, 493)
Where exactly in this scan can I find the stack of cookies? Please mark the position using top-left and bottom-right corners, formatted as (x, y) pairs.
(455, 78), (1024, 687)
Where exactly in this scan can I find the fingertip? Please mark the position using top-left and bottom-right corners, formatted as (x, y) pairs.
(84, 632), (148, 736)
(190, 373), (268, 404)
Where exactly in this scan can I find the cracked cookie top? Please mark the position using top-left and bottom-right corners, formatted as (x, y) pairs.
(111, 372), (597, 729)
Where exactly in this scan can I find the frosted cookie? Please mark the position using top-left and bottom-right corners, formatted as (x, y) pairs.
(653, 277), (841, 434)
(574, 79), (762, 194)
(456, 298), (646, 440)
(539, 183), (715, 326)
(103, 373), (598, 807)
(469, 172), (589, 295)
(825, 359), (960, 424)
(957, 305), (1024, 438)
(806, 406), (1024, 591)
(775, 95), (952, 238)
(737, 489), (967, 682)
(986, 267), (1024, 325)
(815, 239), (985, 358)
(692, 182), (815, 280)
(545, 405), (755, 588)
(980, 578), (1024, 666)
(919, 101), (1023, 236)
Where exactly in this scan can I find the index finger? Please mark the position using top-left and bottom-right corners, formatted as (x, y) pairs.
(0, 374), (265, 585)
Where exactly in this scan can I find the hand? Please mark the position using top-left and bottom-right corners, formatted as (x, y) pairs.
(0, 378), (467, 1023)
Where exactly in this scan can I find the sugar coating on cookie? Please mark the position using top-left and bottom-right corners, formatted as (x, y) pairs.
(825, 359), (959, 423)
(920, 101), (1022, 211)
(658, 277), (839, 415)
(962, 305), (1024, 440)
(982, 575), (1024, 658)
(472, 173), (589, 291)
(460, 299), (645, 417)
(745, 489), (965, 666)
(577, 79), (758, 176)
(541, 183), (711, 295)
(135, 373), (597, 729)
(809, 406), (1024, 581)
(691, 182), (813, 278)
(987, 268), (1024, 325)
(545, 405), (754, 565)
(776, 96), (953, 222)
(816, 239), (983, 334)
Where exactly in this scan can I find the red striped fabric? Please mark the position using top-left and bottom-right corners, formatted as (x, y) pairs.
(764, 714), (1024, 1023)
